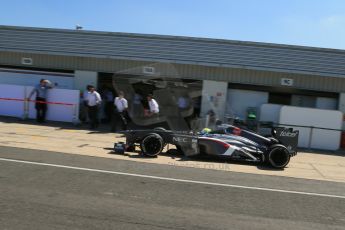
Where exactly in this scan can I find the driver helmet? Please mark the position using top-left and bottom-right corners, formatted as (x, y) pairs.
(201, 128), (212, 134)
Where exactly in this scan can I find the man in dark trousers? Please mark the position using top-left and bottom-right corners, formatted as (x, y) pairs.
(27, 79), (53, 123)
(112, 91), (129, 131)
(85, 85), (102, 129)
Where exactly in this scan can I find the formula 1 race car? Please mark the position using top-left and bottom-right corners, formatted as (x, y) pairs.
(114, 125), (299, 168)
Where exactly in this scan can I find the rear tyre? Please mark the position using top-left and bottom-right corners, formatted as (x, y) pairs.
(154, 127), (166, 131)
(266, 144), (290, 169)
(140, 133), (164, 157)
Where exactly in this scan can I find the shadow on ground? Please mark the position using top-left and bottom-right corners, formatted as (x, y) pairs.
(0, 116), (120, 134)
(105, 145), (282, 171)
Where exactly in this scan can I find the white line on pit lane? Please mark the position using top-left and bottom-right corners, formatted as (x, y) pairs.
(1, 157), (344, 199)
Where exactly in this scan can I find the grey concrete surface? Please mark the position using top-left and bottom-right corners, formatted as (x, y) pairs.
(1, 146), (344, 230)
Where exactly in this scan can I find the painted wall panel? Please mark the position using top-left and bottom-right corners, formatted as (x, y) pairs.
(259, 104), (283, 123)
(0, 84), (25, 118)
(279, 106), (342, 150)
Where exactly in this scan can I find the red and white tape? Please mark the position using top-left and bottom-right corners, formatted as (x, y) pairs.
(0, 97), (75, 106)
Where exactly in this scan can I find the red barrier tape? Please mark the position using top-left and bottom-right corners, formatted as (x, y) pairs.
(0, 98), (23, 102)
(0, 97), (75, 106)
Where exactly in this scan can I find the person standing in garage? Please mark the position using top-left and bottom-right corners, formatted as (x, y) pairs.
(146, 94), (159, 117)
(85, 85), (102, 129)
(80, 85), (92, 123)
(112, 91), (129, 131)
(27, 79), (53, 123)
(102, 87), (114, 123)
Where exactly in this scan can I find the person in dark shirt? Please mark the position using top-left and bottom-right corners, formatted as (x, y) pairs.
(27, 79), (53, 123)
(102, 87), (114, 123)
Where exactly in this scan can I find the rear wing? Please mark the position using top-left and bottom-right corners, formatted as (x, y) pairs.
(273, 127), (299, 153)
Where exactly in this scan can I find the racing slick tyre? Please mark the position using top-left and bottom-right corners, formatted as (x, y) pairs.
(140, 133), (164, 157)
(266, 144), (290, 169)
(154, 127), (166, 131)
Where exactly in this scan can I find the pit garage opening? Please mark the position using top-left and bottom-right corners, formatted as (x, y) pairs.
(98, 72), (203, 130)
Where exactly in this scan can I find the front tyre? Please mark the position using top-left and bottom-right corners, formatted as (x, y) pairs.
(140, 133), (164, 157)
(266, 144), (290, 169)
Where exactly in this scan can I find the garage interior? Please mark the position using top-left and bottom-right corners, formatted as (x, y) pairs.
(98, 72), (203, 130)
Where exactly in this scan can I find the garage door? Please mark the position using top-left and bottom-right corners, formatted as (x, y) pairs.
(227, 89), (269, 119)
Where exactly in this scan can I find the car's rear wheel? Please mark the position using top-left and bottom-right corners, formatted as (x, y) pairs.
(266, 144), (290, 169)
(140, 133), (164, 157)
(154, 127), (166, 131)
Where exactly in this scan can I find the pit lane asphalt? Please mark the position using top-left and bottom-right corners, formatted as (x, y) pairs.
(1, 146), (344, 230)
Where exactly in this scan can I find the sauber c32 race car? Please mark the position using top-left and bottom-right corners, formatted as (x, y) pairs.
(114, 125), (299, 169)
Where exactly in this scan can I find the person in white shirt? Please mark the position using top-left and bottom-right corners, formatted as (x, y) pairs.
(112, 91), (129, 131)
(85, 86), (102, 129)
(80, 85), (91, 123)
(83, 85), (91, 105)
(146, 94), (159, 116)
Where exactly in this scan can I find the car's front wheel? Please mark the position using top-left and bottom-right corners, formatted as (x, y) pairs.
(140, 133), (164, 157)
